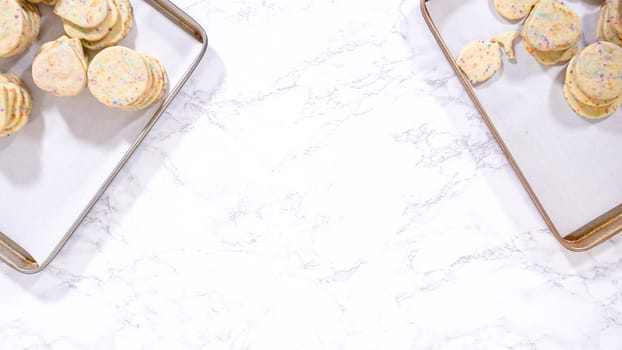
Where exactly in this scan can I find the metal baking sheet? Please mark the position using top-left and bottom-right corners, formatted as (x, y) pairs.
(0, 0), (207, 272)
(422, 0), (622, 250)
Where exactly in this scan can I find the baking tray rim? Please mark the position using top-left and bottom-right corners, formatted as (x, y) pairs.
(0, 0), (209, 273)
(420, 0), (622, 251)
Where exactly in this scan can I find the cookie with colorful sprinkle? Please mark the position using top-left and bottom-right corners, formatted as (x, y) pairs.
(87, 46), (167, 110)
(456, 40), (502, 84)
(493, 0), (539, 21)
(32, 36), (88, 96)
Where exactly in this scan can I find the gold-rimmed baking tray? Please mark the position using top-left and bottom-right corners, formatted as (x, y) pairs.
(421, 0), (622, 251)
(0, 0), (208, 273)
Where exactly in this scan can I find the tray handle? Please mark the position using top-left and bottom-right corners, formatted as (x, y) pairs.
(145, 0), (207, 43)
(0, 232), (38, 272)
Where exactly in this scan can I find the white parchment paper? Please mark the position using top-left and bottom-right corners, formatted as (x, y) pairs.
(426, 0), (621, 236)
(0, 1), (203, 262)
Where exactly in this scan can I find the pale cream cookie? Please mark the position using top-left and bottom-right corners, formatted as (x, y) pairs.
(0, 0), (28, 57)
(563, 80), (618, 119)
(32, 36), (87, 96)
(493, 0), (538, 21)
(54, 0), (108, 29)
(63, 0), (118, 41)
(82, 0), (132, 50)
(523, 0), (581, 51)
(574, 41), (622, 101)
(522, 38), (577, 65)
(566, 55), (620, 107)
(455, 40), (502, 84)
(87, 46), (151, 108)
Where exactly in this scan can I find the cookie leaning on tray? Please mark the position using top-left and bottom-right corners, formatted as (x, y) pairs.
(0, 0), (169, 137)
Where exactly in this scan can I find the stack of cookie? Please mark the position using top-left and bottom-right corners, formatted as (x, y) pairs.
(597, 1), (622, 46)
(522, 0), (581, 65)
(563, 42), (622, 119)
(32, 36), (88, 96)
(54, 0), (133, 50)
(0, 0), (40, 58)
(87, 46), (167, 111)
(0, 74), (32, 136)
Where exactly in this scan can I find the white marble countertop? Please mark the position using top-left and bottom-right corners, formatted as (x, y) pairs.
(2, 0), (622, 348)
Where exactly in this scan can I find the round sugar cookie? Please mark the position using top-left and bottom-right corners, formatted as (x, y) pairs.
(0, 0), (28, 57)
(32, 36), (87, 96)
(54, 0), (108, 28)
(455, 40), (501, 85)
(1, 13), (29, 57)
(524, 0), (581, 51)
(83, 0), (132, 50)
(563, 81), (618, 119)
(88, 46), (150, 108)
(63, 0), (118, 41)
(493, 0), (538, 21)
(4, 2), (40, 57)
(575, 41), (622, 101)
(523, 39), (576, 65)
(566, 57), (619, 107)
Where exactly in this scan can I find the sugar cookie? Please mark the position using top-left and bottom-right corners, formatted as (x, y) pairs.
(493, 0), (538, 21)
(63, 0), (118, 41)
(523, 0), (581, 52)
(456, 40), (501, 84)
(32, 36), (87, 96)
(54, 0), (108, 29)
